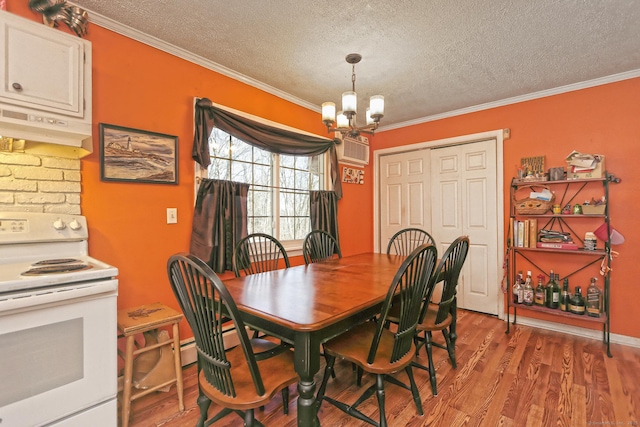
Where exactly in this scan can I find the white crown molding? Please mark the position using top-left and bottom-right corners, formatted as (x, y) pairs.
(379, 68), (640, 132)
(82, 6), (640, 133)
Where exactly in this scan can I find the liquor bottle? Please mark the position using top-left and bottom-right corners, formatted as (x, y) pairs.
(586, 277), (602, 317)
(523, 271), (534, 306)
(534, 274), (545, 306)
(550, 274), (561, 309)
(545, 270), (555, 308)
(568, 286), (586, 315)
(512, 271), (522, 304)
(559, 278), (570, 312)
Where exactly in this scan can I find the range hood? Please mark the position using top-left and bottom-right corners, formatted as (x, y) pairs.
(0, 10), (93, 159)
(0, 110), (92, 158)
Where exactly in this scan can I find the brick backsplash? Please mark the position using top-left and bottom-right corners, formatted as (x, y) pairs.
(0, 152), (81, 214)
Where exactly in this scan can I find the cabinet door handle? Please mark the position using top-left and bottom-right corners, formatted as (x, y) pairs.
(12, 82), (23, 91)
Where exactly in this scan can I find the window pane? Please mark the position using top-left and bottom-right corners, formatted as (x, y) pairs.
(280, 167), (294, 189)
(208, 158), (229, 180)
(280, 154), (295, 168)
(231, 137), (252, 161)
(280, 191), (294, 216)
(253, 189), (272, 217)
(280, 217), (295, 241)
(310, 173), (320, 189)
(254, 164), (272, 187)
(296, 192), (310, 216)
(295, 156), (309, 170)
(231, 161), (252, 183)
(253, 217), (272, 235)
(254, 148), (271, 165)
(295, 217), (311, 240)
(295, 170), (309, 189)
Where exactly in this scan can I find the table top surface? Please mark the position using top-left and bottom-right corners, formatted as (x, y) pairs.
(223, 253), (406, 332)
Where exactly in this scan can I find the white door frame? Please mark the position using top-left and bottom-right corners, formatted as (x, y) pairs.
(373, 129), (506, 320)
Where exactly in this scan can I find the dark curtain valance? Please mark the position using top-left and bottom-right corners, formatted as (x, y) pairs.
(193, 97), (342, 199)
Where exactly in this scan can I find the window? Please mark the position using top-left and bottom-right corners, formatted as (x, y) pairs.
(200, 128), (326, 244)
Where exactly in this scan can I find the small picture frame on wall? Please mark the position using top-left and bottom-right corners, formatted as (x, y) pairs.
(99, 123), (178, 184)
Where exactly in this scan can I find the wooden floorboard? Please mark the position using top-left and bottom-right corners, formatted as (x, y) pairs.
(123, 310), (640, 426)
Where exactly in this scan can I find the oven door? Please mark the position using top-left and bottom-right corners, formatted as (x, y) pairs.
(0, 280), (117, 427)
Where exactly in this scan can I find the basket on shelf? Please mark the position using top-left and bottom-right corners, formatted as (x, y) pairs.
(513, 185), (555, 215)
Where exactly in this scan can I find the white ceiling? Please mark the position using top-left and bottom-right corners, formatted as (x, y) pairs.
(70, 0), (640, 130)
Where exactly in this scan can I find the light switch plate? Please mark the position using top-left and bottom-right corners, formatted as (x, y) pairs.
(167, 208), (177, 224)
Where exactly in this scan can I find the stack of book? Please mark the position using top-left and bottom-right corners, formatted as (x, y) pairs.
(536, 229), (578, 250)
(510, 218), (538, 248)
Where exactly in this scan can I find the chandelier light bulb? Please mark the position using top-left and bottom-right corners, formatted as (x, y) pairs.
(322, 102), (336, 123)
(369, 95), (385, 118)
(366, 108), (373, 125)
(342, 91), (357, 115)
(336, 111), (349, 128)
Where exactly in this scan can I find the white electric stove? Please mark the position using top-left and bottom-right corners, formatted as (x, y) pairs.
(0, 212), (118, 427)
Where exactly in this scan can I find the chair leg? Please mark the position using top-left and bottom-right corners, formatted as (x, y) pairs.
(316, 354), (336, 406)
(442, 328), (457, 369)
(424, 331), (438, 396)
(196, 393), (212, 427)
(244, 408), (255, 426)
(375, 374), (388, 427)
(450, 298), (458, 347)
(282, 385), (290, 415)
(404, 366), (423, 415)
(356, 366), (364, 386)
(323, 352), (336, 379)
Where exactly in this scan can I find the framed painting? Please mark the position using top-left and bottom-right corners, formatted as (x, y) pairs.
(99, 123), (178, 184)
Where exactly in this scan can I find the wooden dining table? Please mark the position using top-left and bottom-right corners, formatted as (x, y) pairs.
(222, 252), (408, 426)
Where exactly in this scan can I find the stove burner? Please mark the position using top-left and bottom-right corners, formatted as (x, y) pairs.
(33, 258), (83, 266)
(21, 264), (93, 276)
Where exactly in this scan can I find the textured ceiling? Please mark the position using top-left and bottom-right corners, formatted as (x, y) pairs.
(71, 0), (640, 129)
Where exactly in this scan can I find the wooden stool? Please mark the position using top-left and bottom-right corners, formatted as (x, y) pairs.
(117, 302), (184, 427)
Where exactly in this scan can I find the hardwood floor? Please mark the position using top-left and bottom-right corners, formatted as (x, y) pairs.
(125, 310), (640, 426)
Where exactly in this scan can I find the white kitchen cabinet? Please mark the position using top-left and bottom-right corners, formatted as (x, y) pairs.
(0, 11), (89, 118)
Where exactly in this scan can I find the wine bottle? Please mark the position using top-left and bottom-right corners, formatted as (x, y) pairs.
(534, 274), (545, 306)
(512, 271), (522, 304)
(586, 277), (602, 317)
(550, 274), (561, 309)
(523, 271), (534, 306)
(559, 278), (570, 312)
(568, 286), (586, 315)
(545, 271), (554, 308)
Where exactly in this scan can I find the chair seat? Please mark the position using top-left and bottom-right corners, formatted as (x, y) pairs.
(417, 303), (452, 332)
(199, 344), (297, 411)
(323, 321), (415, 375)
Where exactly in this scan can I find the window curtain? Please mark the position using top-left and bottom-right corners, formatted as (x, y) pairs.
(310, 190), (340, 250)
(192, 97), (342, 199)
(190, 179), (249, 273)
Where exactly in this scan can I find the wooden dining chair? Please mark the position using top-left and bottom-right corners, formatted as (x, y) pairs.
(315, 244), (438, 427)
(232, 233), (290, 277)
(413, 236), (469, 396)
(167, 253), (298, 427)
(386, 228), (435, 255)
(302, 229), (342, 264)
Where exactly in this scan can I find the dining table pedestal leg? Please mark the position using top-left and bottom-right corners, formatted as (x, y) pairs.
(294, 333), (321, 426)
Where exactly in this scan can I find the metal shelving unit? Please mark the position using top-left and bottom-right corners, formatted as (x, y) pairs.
(505, 173), (620, 357)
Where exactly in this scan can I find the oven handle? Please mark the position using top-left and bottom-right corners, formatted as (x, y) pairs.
(0, 280), (118, 314)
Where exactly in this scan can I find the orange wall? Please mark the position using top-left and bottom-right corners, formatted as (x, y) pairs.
(7, 2), (637, 340)
(373, 80), (640, 339)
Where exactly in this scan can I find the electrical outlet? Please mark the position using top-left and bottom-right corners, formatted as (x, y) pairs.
(166, 208), (177, 224)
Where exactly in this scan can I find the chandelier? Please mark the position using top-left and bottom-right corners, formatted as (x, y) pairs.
(321, 53), (384, 138)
